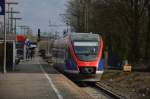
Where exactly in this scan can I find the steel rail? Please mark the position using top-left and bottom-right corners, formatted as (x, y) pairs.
(95, 82), (126, 99)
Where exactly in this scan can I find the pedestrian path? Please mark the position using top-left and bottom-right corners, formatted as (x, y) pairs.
(0, 56), (93, 99)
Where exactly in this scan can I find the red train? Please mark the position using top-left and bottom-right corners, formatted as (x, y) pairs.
(52, 33), (104, 82)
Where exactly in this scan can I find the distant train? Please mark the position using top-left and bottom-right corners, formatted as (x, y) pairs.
(52, 33), (104, 82)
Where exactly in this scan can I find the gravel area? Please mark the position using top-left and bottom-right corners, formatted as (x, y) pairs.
(101, 70), (150, 99)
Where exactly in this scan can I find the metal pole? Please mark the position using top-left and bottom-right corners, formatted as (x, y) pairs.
(9, 18), (22, 39)
(22, 27), (25, 35)
(48, 20), (52, 55)
(87, 0), (89, 32)
(84, 0), (87, 32)
(21, 27), (23, 34)
(13, 41), (16, 71)
(3, 13), (7, 73)
(7, 4), (10, 33)
(24, 44), (26, 60)
(66, 22), (68, 33)
(10, 8), (13, 33)
(48, 32), (50, 55)
(84, 0), (89, 32)
(6, 1), (19, 33)
(14, 19), (16, 35)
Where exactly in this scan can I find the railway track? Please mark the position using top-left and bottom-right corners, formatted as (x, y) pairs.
(79, 82), (125, 99)
(95, 82), (125, 99)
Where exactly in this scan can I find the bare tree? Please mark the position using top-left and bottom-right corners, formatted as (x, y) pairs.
(65, 0), (149, 63)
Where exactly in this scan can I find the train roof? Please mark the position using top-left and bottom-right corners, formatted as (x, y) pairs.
(70, 33), (100, 41)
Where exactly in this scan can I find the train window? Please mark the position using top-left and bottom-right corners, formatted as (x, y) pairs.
(74, 46), (99, 55)
(73, 42), (100, 61)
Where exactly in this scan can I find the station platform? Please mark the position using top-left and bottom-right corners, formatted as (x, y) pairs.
(0, 56), (93, 99)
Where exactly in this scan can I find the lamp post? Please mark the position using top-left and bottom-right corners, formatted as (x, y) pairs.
(6, 2), (18, 33)
(9, 17), (22, 38)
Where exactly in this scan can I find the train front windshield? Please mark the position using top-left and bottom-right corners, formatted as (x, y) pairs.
(73, 42), (100, 61)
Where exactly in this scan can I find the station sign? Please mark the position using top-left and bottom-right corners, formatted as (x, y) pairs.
(0, 0), (5, 15)
(123, 65), (132, 72)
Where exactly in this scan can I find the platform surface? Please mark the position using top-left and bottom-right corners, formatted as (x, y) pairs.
(0, 56), (93, 99)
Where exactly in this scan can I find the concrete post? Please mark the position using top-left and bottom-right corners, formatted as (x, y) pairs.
(24, 45), (26, 60)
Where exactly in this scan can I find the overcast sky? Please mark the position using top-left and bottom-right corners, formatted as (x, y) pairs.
(13, 0), (68, 34)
